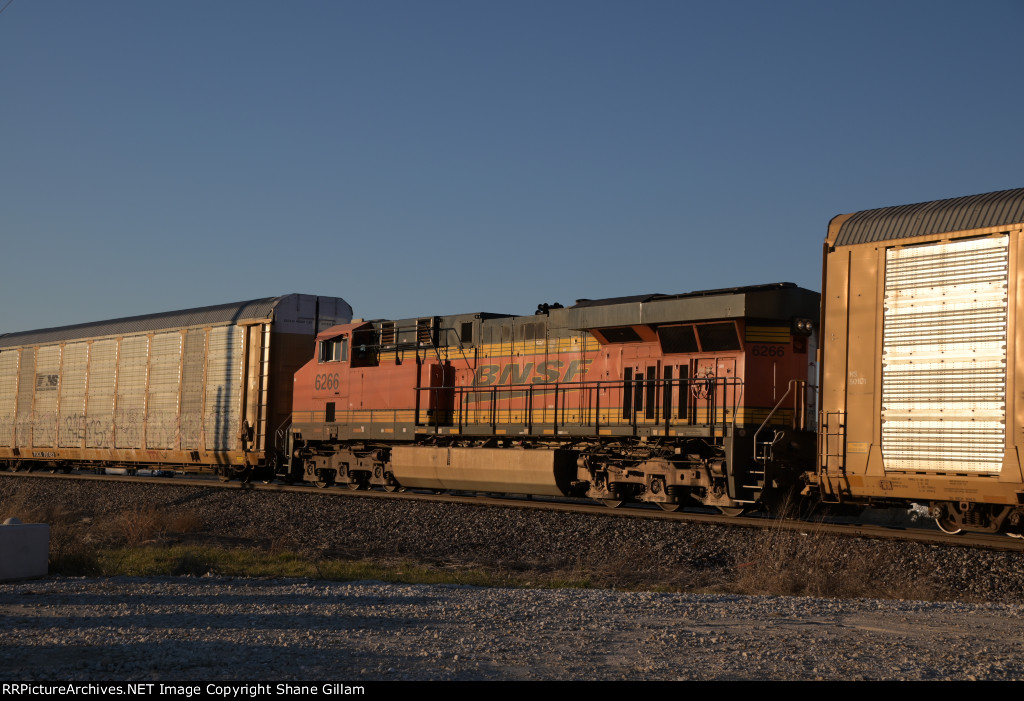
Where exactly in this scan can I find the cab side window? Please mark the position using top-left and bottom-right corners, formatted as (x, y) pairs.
(319, 336), (348, 363)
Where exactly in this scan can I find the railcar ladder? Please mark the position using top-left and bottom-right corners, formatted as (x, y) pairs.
(816, 410), (845, 503)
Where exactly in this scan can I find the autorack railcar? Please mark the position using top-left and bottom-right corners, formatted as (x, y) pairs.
(0, 295), (351, 478)
(817, 186), (1024, 534)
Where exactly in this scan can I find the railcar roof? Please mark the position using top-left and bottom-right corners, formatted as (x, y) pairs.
(572, 282), (802, 308)
(834, 187), (1024, 246)
(1, 296), (299, 348)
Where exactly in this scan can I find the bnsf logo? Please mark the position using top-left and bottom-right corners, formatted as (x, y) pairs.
(474, 359), (592, 386)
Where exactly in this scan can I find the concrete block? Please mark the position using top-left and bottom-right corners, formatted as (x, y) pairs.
(0, 517), (50, 581)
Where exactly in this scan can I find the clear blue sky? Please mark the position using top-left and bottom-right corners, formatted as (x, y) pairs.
(2, 0), (1022, 333)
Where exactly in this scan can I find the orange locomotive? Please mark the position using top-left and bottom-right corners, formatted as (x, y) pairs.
(290, 283), (820, 514)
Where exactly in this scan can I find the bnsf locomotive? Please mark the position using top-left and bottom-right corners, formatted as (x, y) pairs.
(3, 187), (1024, 535)
(290, 283), (819, 514)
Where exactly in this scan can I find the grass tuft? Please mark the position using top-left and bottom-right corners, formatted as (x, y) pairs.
(724, 515), (942, 600)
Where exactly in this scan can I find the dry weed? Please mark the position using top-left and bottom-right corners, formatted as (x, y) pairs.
(728, 518), (943, 600)
(92, 505), (204, 546)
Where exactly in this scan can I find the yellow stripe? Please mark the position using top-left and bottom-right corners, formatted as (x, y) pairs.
(371, 336), (600, 362)
(745, 326), (791, 343)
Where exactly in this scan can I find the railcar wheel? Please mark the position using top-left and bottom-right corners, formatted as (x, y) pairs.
(717, 506), (746, 517)
(314, 478), (333, 489)
(601, 499), (624, 508)
(935, 517), (962, 535)
(217, 469), (232, 483)
(347, 481), (366, 491)
(658, 503), (683, 512)
(383, 483), (405, 493)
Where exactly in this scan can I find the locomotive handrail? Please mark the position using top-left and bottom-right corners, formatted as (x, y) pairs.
(414, 376), (745, 439)
(752, 379), (808, 462)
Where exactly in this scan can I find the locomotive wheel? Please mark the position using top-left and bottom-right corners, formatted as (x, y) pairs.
(658, 502), (683, 512)
(383, 483), (405, 493)
(601, 499), (624, 508)
(717, 506), (746, 517)
(347, 481), (366, 491)
(935, 517), (962, 535)
(313, 470), (334, 489)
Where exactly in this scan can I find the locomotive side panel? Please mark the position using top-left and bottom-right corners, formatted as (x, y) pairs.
(292, 321), (425, 442)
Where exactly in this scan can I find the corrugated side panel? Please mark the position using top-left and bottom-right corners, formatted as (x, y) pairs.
(115, 336), (149, 449)
(32, 346), (61, 447)
(58, 342), (88, 447)
(256, 324), (270, 451)
(881, 236), (1008, 472)
(86, 340), (116, 448)
(147, 332), (181, 449)
(180, 330), (205, 450)
(15, 348), (34, 446)
(205, 326), (242, 451)
(0, 350), (19, 446)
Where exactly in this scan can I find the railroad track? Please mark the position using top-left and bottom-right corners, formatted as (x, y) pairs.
(4, 469), (1022, 553)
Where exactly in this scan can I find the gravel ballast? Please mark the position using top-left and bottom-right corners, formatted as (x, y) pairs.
(3, 474), (1024, 680)
(3, 577), (1024, 681)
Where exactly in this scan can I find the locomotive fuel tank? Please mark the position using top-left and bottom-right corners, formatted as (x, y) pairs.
(389, 445), (579, 496)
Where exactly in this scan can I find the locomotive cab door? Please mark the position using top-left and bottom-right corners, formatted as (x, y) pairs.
(692, 357), (736, 426)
